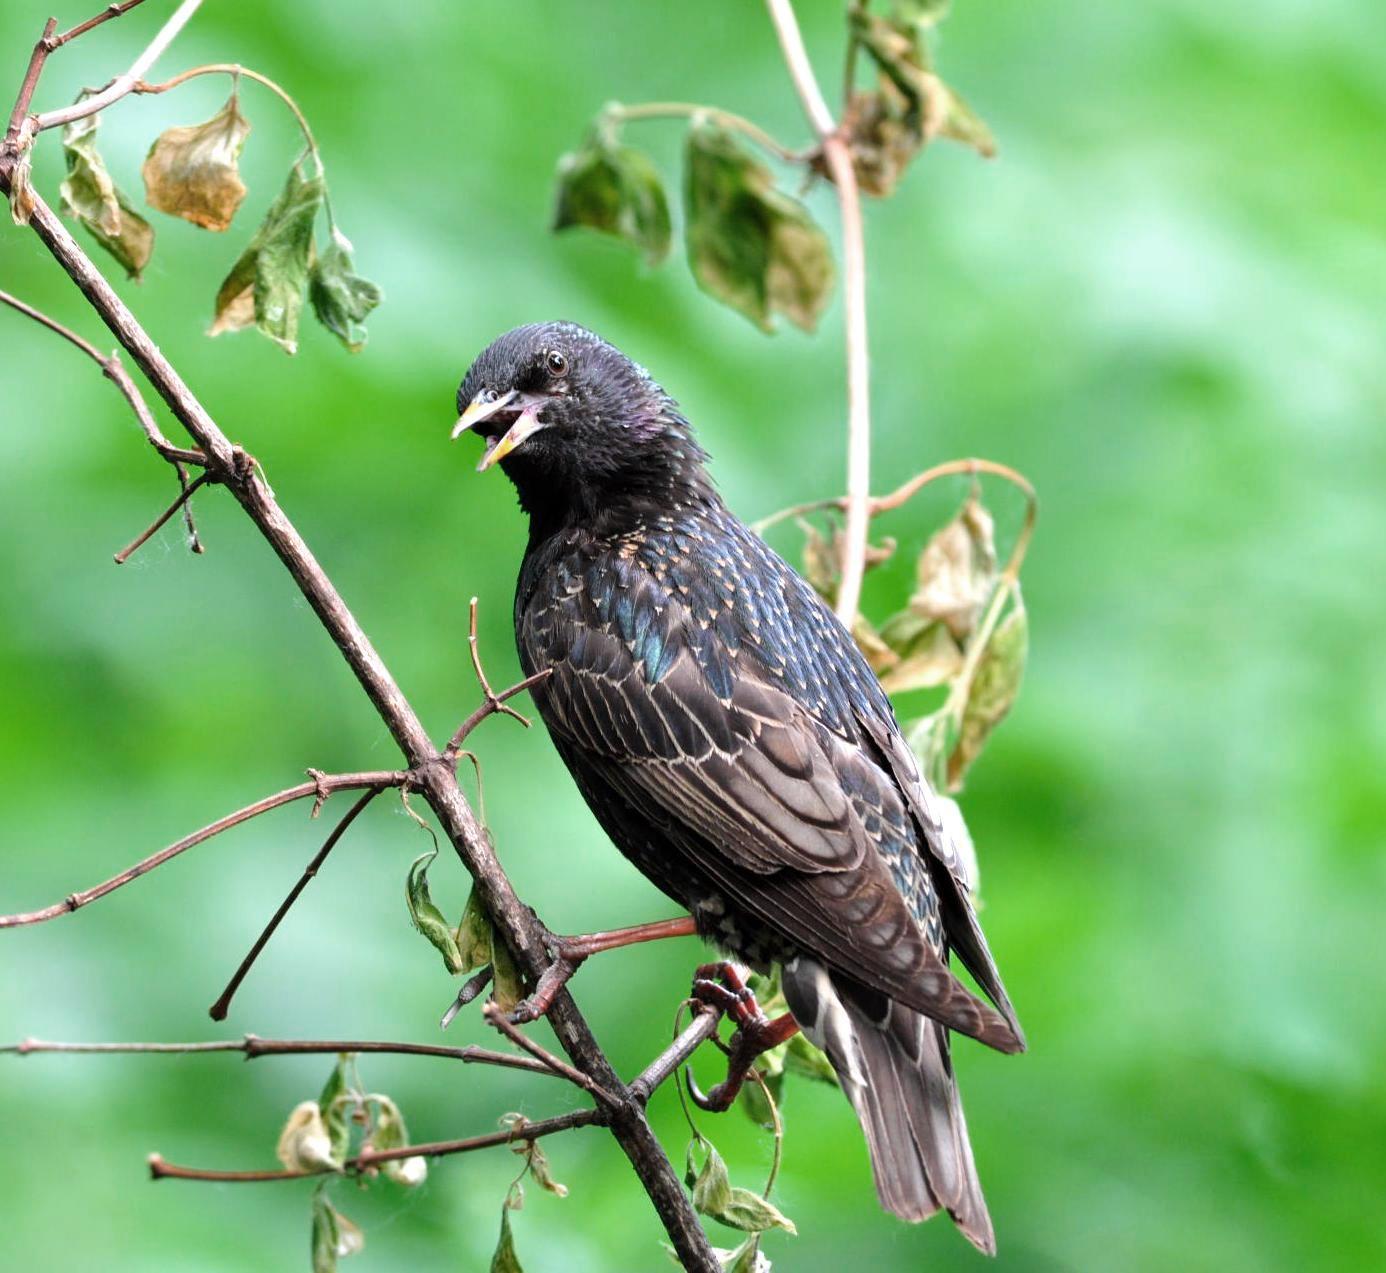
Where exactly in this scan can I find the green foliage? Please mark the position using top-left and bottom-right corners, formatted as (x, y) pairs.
(308, 230), (383, 352)
(404, 845), (466, 973)
(552, 131), (672, 265)
(687, 1140), (797, 1236)
(684, 123), (833, 333)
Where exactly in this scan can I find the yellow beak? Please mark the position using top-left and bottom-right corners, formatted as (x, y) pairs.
(451, 389), (551, 472)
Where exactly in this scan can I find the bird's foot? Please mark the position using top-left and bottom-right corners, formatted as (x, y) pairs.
(506, 915), (700, 1024)
(687, 962), (800, 1111)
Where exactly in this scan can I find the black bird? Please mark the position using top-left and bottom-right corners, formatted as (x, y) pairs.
(453, 321), (1024, 1252)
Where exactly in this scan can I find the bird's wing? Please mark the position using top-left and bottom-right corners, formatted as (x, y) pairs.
(520, 560), (1021, 1052)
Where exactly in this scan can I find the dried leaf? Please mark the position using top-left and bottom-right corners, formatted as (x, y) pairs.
(553, 134), (671, 265)
(948, 600), (1027, 790)
(685, 122), (834, 332)
(501, 1113), (569, 1197)
(490, 1202), (524, 1273)
(877, 616), (963, 694)
(910, 495), (997, 640)
(721, 1238), (773, 1273)
(278, 1100), (340, 1173)
(370, 1096), (427, 1187)
(60, 112), (154, 279)
(211, 163), (323, 352)
(309, 228), (382, 352)
(687, 1140), (797, 1235)
(906, 707), (957, 793)
(142, 92), (251, 231)
(799, 518), (895, 603)
(405, 848), (465, 974)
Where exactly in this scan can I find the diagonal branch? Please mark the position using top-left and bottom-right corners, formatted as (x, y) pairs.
(0, 770), (406, 929)
(0, 141), (718, 1273)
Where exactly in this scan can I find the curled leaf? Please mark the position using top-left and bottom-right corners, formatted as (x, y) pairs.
(686, 1140), (797, 1235)
(948, 598), (1027, 790)
(211, 162), (324, 352)
(685, 122), (834, 332)
(311, 1188), (364, 1273)
(553, 132), (671, 266)
(277, 1100), (340, 1173)
(142, 92), (251, 231)
(309, 228), (382, 352)
(502, 1113), (569, 1197)
(405, 848), (465, 973)
(876, 615), (963, 694)
(8, 152), (36, 226)
(456, 884), (525, 1012)
(369, 1096), (427, 1186)
(60, 112), (154, 279)
(317, 1055), (353, 1165)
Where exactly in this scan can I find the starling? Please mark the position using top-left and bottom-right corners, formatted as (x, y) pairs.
(453, 321), (1024, 1252)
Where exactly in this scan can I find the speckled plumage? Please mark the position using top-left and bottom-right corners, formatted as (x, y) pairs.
(456, 322), (1023, 1252)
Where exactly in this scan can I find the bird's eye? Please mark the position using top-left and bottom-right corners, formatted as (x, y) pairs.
(545, 350), (568, 377)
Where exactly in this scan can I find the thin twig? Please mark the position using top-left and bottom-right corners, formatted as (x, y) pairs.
(483, 1002), (620, 1109)
(52, 2), (150, 50)
(763, 0), (872, 627)
(31, 0), (205, 133)
(471, 597), (530, 726)
(0, 770), (406, 929)
(4, 17), (57, 141)
(1, 1035), (560, 1079)
(608, 100), (808, 164)
(112, 470), (212, 563)
(446, 669), (551, 758)
(208, 786), (385, 1021)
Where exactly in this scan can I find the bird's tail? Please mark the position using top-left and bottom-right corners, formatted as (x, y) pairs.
(781, 956), (995, 1254)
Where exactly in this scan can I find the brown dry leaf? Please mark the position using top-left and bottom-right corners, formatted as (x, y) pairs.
(878, 618), (964, 694)
(909, 495), (996, 639)
(143, 92), (251, 231)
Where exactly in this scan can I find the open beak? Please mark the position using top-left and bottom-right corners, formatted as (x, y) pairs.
(451, 389), (551, 472)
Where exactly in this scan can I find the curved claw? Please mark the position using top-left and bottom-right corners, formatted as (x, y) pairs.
(685, 1063), (734, 1113)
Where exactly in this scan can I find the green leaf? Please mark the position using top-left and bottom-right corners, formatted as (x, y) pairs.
(309, 228), (382, 352)
(721, 1237), (773, 1273)
(948, 599), (1027, 790)
(782, 1032), (839, 1085)
(211, 163), (324, 352)
(60, 112), (154, 279)
(457, 885), (525, 1012)
(553, 133), (671, 266)
(317, 1056), (352, 1166)
(404, 848), (465, 973)
(142, 92), (251, 231)
(311, 1187), (364, 1273)
(906, 707), (958, 793)
(490, 1202), (525, 1273)
(909, 495), (997, 640)
(876, 616), (963, 694)
(894, 0), (952, 28)
(684, 122), (834, 333)
(370, 1096), (427, 1187)
(277, 1100), (340, 1173)
(687, 1140), (797, 1235)
(738, 1068), (784, 1129)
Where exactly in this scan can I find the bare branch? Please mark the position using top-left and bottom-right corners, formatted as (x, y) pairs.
(112, 470), (212, 563)
(208, 786), (386, 1021)
(763, 0), (872, 627)
(31, 0), (205, 134)
(2, 1034), (562, 1080)
(0, 770), (406, 929)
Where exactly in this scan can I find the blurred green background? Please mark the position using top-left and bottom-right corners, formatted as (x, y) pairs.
(3, 1), (1384, 1269)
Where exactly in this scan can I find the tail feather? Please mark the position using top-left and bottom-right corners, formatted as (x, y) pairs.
(782, 957), (996, 1255)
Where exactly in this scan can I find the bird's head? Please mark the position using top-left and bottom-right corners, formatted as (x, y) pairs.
(453, 322), (712, 520)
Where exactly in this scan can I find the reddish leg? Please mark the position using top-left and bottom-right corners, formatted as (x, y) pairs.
(687, 961), (801, 1111)
(507, 915), (699, 1024)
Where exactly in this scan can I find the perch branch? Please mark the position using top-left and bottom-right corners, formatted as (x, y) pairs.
(764, 0), (872, 628)
(483, 1002), (620, 1109)
(1, 92), (717, 1272)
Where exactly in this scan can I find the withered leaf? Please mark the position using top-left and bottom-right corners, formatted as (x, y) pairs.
(553, 134), (671, 266)
(948, 599), (1027, 790)
(909, 495), (997, 640)
(877, 615), (963, 694)
(309, 229), (382, 352)
(686, 1140), (797, 1235)
(142, 92), (251, 231)
(685, 122), (834, 332)
(277, 1100), (340, 1173)
(211, 163), (323, 352)
(404, 848), (465, 974)
(60, 112), (154, 279)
